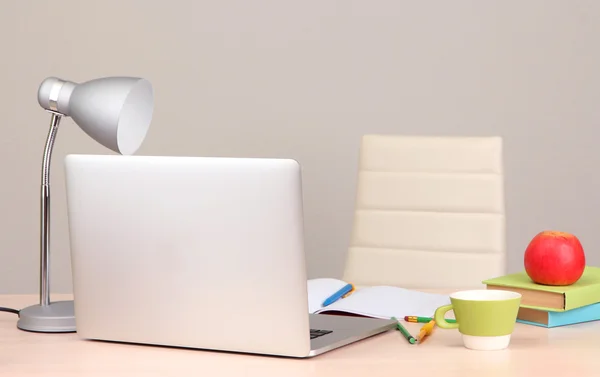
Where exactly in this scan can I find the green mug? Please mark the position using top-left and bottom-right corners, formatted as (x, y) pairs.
(434, 289), (521, 351)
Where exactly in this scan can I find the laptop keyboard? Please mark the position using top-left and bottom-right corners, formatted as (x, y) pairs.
(310, 329), (332, 339)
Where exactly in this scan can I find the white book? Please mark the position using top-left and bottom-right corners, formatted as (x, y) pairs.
(307, 278), (451, 319)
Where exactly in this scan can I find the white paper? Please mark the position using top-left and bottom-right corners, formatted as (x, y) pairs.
(307, 278), (349, 313)
(315, 285), (451, 319)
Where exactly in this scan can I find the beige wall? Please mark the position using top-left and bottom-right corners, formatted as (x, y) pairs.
(1, 1), (599, 294)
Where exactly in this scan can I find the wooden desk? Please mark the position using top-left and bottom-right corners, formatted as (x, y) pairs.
(2, 294), (599, 377)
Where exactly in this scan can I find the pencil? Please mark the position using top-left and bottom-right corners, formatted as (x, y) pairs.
(405, 316), (456, 324)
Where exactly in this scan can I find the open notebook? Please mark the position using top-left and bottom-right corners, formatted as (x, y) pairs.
(307, 278), (451, 319)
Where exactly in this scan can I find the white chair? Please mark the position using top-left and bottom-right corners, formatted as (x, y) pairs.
(342, 135), (507, 289)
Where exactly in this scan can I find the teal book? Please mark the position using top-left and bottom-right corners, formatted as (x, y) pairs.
(517, 302), (600, 328)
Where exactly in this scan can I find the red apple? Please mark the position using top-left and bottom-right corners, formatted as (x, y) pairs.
(524, 231), (586, 286)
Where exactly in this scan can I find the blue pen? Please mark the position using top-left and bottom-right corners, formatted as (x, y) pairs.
(322, 283), (354, 307)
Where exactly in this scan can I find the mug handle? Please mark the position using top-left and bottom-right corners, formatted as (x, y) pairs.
(434, 304), (459, 329)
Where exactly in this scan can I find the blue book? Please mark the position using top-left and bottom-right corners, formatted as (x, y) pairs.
(517, 301), (600, 328)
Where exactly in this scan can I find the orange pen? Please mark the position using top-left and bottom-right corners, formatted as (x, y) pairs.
(417, 320), (436, 343)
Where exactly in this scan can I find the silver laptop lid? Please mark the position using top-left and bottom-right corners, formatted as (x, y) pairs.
(64, 154), (312, 357)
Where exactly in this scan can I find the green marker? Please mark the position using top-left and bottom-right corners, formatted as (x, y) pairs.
(405, 316), (457, 324)
(391, 317), (416, 344)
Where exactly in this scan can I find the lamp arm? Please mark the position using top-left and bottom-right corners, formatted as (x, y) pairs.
(39, 112), (62, 307)
(15, 110), (75, 332)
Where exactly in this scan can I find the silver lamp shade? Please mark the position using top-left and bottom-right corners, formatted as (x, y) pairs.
(37, 76), (154, 155)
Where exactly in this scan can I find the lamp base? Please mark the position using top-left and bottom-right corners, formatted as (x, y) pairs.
(16, 300), (76, 333)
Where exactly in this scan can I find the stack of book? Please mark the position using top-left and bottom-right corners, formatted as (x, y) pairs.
(482, 266), (600, 328)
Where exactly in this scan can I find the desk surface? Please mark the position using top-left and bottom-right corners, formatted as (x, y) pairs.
(2, 294), (599, 377)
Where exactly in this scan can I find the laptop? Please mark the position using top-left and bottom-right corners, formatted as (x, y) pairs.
(64, 154), (395, 358)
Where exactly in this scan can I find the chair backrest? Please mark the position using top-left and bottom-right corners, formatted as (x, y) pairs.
(342, 135), (506, 289)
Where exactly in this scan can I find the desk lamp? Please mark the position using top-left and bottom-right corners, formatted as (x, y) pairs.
(16, 76), (154, 333)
